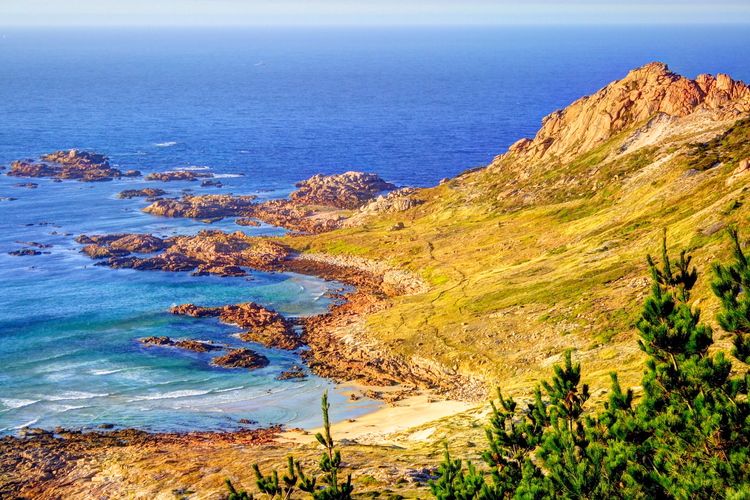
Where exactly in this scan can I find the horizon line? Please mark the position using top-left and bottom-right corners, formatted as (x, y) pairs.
(2, 20), (750, 28)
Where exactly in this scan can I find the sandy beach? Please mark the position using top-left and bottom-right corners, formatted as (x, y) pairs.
(279, 383), (479, 446)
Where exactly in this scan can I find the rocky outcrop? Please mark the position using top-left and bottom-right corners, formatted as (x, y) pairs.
(212, 348), (270, 370)
(343, 188), (424, 227)
(290, 171), (396, 209)
(276, 366), (308, 380)
(241, 199), (344, 234)
(142, 194), (257, 218)
(144, 171), (213, 182)
(78, 234), (169, 254)
(235, 217), (261, 227)
(500, 62), (750, 164)
(81, 230), (290, 276)
(6, 150), (124, 182)
(118, 188), (167, 199)
(12, 183), (38, 188)
(139, 336), (224, 353)
(170, 302), (301, 350)
(82, 244), (131, 259)
(7, 249), (46, 256)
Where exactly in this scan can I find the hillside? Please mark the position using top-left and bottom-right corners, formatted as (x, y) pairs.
(284, 62), (750, 396)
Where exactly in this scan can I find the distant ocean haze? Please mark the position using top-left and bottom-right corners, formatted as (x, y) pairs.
(0, 25), (748, 433)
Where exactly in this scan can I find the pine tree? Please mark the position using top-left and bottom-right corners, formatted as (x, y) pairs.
(225, 392), (353, 500)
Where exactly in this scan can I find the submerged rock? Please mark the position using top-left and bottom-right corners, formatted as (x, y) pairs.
(144, 171), (214, 182)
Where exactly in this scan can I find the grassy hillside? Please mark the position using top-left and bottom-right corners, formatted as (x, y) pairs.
(282, 113), (750, 397)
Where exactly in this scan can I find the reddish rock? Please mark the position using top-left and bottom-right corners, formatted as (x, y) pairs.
(290, 171), (396, 209)
(500, 62), (750, 164)
(140, 336), (173, 346)
(170, 302), (301, 350)
(142, 194), (257, 218)
(212, 348), (269, 370)
(235, 217), (261, 227)
(81, 244), (131, 259)
(108, 234), (169, 253)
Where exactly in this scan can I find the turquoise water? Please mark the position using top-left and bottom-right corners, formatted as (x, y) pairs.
(1, 25), (749, 433)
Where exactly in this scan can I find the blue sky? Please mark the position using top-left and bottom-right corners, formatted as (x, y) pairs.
(2, 0), (749, 26)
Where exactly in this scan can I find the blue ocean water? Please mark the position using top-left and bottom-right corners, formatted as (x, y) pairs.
(1, 25), (749, 434)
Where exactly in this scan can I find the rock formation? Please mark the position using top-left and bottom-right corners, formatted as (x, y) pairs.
(6, 150), (126, 182)
(290, 171), (396, 209)
(118, 188), (167, 199)
(142, 194), (257, 218)
(170, 302), (301, 350)
(139, 336), (224, 353)
(501, 62), (750, 164)
(212, 348), (270, 370)
(144, 171), (213, 182)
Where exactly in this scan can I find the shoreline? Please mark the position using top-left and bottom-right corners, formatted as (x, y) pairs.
(280, 382), (478, 446)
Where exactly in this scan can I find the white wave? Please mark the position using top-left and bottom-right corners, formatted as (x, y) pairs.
(214, 386), (244, 394)
(239, 150), (252, 153)
(91, 368), (128, 376)
(0, 398), (40, 410)
(182, 166), (212, 171)
(12, 418), (39, 429)
(154, 141), (178, 147)
(56, 404), (90, 413)
(47, 391), (109, 401)
(212, 173), (244, 178)
(127, 389), (212, 402)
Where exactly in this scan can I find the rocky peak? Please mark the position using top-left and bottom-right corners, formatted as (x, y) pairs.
(501, 62), (750, 164)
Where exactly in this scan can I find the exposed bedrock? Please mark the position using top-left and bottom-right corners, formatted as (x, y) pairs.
(6, 150), (126, 182)
(289, 171), (396, 209)
(212, 348), (270, 370)
(170, 302), (301, 350)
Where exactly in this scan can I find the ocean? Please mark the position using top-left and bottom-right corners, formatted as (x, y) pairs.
(1, 25), (749, 434)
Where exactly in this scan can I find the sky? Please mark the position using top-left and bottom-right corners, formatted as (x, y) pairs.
(1, 0), (749, 26)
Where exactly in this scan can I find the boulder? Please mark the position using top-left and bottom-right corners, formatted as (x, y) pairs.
(212, 348), (270, 370)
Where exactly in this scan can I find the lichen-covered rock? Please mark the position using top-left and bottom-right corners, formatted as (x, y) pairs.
(212, 348), (269, 370)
